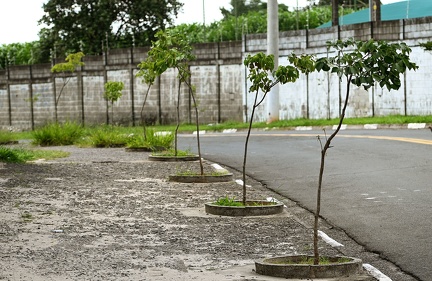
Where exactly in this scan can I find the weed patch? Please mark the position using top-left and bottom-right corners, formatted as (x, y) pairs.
(32, 122), (84, 146)
(0, 146), (69, 163)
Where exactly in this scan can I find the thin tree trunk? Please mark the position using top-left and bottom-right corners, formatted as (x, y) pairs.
(242, 91), (260, 205)
(174, 81), (181, 156)
(314, 75), (352, 265)
(140, 86), (152, 141)
(189, 88), (203, 175)
(181, 71), (204, 175)
(111, 101), (114, 125)
(55, 76), (70, 123)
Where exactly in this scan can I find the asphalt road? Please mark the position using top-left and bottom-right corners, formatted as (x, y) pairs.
(179, 128), (432, 281)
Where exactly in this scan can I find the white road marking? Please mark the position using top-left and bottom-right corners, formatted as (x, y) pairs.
(364, 124), (378, 129)
(318, 230), (344, 247)
(363, 263), (393, 281)
(407, 123), (425, 129)
(295, 126), (312, 131)
(266, 197), (286, 207)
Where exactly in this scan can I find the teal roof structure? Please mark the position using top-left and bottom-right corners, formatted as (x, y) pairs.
(319, 0), (432, 28)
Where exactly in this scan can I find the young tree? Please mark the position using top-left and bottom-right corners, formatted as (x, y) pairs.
(51, 52), (85, 123)
(247, 39), (417, 269)
(310, 39), (418, 265)
(243, 53), (314, 205)
(137, 29), (205, 174)
(104, 81), (124, 125)
(136, 57), (157, 142)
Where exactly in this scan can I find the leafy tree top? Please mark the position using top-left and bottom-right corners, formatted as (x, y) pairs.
(316, 39), (418, 91)
(51, 52), (85, 73)
(221, 0), (266, 18)
(39, 0), (183, 57)
(308, 38), (417, 265)
(104, 81), (124, 103)
(420, 41), (432, 51)
(317, 0), (368, 9)
(137, 30), (195, 84)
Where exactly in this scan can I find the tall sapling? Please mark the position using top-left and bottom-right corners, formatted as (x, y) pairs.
(311, 38), (418, 265)
(243, 52), (314, 205)
(104, 81), (124, 125)
(51, 52), (85, 123)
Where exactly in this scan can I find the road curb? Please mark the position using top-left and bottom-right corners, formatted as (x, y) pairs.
(189, 123), (431, 135)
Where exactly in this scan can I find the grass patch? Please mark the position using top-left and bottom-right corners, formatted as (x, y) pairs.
(140, 115), (432, 132)
(211, 115), (432, 130)
(152, 149), (196, 157)
(126, 128), (174, 150)
(0, 130), (18, 144)
(215, 196), (243, 206)
(0, 146), (70, 163)
(85, 125), (129, 147)
(5, 114), (432, 147)
(32, 122), (84, 146)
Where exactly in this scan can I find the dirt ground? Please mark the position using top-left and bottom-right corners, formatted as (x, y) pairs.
(0, 146), (417, 281)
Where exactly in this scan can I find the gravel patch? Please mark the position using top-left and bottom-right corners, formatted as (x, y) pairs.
(0, 146), (416, 280)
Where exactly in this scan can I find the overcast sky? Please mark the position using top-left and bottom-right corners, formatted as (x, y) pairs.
(0, 0), (403, 45)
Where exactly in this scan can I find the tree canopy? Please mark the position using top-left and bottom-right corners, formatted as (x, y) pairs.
(169, 5), (337, 43)
(0, 42), (41, 69)
(317, 0), (368, 9)
(38, 0), (183, 58)
(220, 0), (267, 18)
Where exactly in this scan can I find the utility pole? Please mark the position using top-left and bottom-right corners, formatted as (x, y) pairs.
(202, 0), (205, 26)
(332, 0), (339, 26)
(370, 0), (381, 22)
(267, 0), (279, 123)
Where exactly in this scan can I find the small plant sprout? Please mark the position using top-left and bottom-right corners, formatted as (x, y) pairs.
(104, 81), (124, 125)
(215, 196), (243, 206)
(21, 212), (33, 222)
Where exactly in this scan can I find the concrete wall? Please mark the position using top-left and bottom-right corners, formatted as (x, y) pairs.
(1, 17), (432, 130)
(244, 17), (432, 122)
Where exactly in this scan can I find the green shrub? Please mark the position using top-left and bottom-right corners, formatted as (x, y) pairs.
(0, 146), (69, 163)
(32, 122), (84, 146)
(0, 130), (16, 144)
(126, 129), (174, 150)
(0, 146), (27, 162)
(145, 129), (174, 149)
(89, 126), (128, 147)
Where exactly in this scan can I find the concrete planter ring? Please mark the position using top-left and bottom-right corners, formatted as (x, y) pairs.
(205, 200), (284, 216)
(255, 255), (363, 279)
(125, 146), (166, 152)
(169, 173), (233, 183)
(148, 155), (200, 162)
